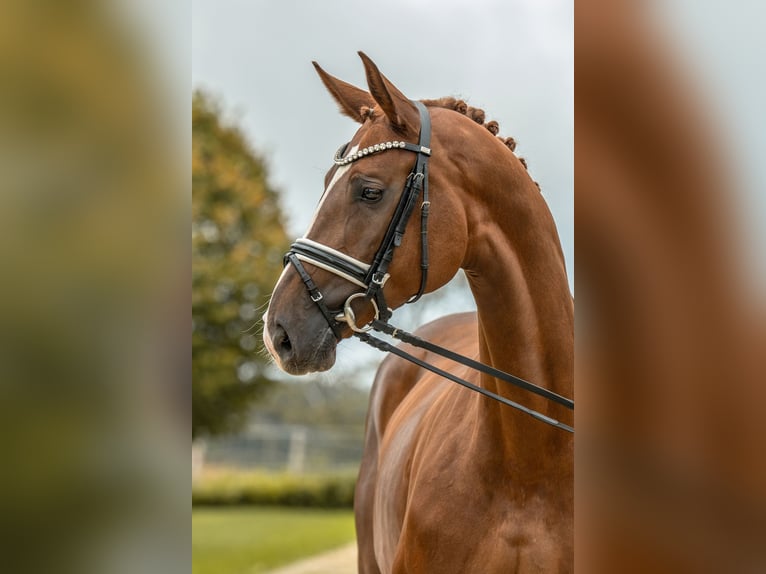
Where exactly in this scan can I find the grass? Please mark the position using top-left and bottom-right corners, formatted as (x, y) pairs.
(192, 506), (356, 574)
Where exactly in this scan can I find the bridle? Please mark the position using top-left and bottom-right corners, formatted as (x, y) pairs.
(285, 99), (432, 339)
(283, 100), (574, 433)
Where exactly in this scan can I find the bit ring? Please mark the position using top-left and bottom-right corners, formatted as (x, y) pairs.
(335, 293), (379, 333)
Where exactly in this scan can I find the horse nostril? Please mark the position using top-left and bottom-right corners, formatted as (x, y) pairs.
(273, 322), (293, 359)
(278, 331), (292, 354)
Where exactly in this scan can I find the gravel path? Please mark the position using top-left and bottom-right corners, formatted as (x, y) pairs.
(264, 542), (357, 574)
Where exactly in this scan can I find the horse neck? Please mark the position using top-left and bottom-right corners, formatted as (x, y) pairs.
(457, 138), (574, 471)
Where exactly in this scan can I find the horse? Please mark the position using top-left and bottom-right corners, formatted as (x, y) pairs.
(263, 52), (573, 573)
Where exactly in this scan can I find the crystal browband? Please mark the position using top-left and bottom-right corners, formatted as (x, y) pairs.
(334, 140), (431, 166)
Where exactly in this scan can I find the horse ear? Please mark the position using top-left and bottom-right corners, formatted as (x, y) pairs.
(358, 51), (417, 133)
(313, 61), (373, 124)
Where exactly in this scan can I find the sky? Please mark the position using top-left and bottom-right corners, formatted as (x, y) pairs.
(191, 0), (574, 289)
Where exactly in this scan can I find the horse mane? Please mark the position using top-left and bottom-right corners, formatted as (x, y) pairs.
(421, 97), (540, 190)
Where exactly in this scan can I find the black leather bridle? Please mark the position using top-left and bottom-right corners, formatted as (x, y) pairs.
(283, 100), (574, 432)
(284, 99), (432, 339)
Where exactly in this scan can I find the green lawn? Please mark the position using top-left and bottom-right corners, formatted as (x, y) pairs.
(192, 506), (356, 574)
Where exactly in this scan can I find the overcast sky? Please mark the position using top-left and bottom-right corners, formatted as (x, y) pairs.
(192, 0), (574, 289)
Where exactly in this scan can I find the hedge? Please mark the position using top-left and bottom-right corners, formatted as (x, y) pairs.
(192, 469), (357, 508)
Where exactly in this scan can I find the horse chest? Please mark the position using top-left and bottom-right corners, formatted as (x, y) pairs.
(375, 399), (572, 573)
(377, 478), (569, 573)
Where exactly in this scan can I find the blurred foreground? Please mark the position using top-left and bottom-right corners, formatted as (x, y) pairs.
(0, 1), (187, 573)
(576, 1), (766, 572)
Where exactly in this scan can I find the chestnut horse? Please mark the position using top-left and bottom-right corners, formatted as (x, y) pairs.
(263, 53), (573, 573)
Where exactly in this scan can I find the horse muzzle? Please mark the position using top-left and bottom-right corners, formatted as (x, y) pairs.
(263, 309), (338, 375)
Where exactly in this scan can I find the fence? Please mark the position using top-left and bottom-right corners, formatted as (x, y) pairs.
(196, 422), (365, 475)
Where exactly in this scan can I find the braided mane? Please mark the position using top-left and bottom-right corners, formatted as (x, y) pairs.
(421, 97), (539, 190)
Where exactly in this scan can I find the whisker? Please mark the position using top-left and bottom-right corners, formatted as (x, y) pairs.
(242, 321), (260, 334)
(241, 296), (273, 334)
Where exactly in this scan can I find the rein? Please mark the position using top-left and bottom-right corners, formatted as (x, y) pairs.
(284, 100), (574, 433)
(356, 320), (574, 433)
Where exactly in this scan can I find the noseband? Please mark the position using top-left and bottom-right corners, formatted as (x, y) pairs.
(284, 100), (432, 338)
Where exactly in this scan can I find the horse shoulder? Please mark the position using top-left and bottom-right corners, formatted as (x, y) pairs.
(358, 312), (479, 572)
(368, 311), (478, 438)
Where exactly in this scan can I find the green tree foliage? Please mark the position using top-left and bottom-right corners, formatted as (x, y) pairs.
(192, 90), (289, 438)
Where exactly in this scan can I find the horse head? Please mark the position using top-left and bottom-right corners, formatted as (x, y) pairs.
(263, 52), (467, 375)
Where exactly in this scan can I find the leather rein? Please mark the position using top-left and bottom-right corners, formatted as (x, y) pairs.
(284, 101), (574, 433)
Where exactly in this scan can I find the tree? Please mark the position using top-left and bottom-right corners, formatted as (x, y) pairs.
(192, 90), (289, 438)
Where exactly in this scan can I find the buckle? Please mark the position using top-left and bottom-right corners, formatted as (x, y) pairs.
(371, 272), (389, 286)
(310, 292), (323, 302)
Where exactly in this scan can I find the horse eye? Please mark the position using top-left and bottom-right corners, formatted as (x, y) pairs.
(361, 187), (383, 203)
